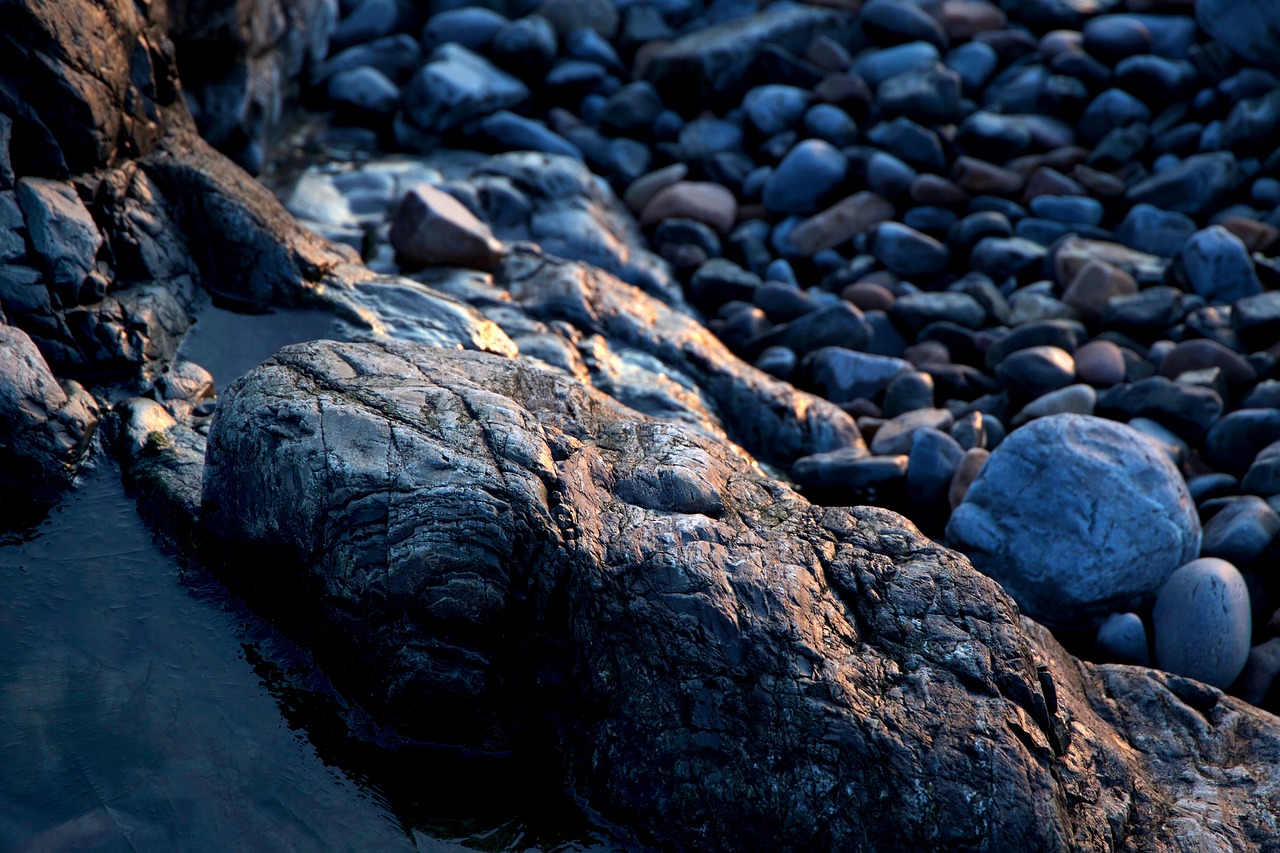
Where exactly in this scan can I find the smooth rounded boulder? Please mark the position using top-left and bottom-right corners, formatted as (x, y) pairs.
(1153, 558), (1252, 689)
(946, 414), (1201, 628)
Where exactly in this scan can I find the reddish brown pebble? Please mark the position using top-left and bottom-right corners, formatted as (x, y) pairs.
(905, 340), (951, 366)
(640, 181), (737, 234)
(1062, 259), (1138, 324)
(842, 280), (895, 312)
(1073, 340), (1127, 386)
(390, 183), (504, 270)
(1221, 216), (1280, 254)
(940, 0), (1007, 40)
(949, 448), (991, 509)
(952, 156), (1025, 196)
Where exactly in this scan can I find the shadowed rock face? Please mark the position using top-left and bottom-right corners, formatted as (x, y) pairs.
(201, 340), (1280, 852)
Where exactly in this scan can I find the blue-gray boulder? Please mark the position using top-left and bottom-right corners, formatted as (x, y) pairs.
(1153, 558), (1251, 689)
(1180, 226), (1262, 305)
(946, 414), (1201, 628)
(1197, 0), (1280, 70)
(1094, 612), (1149, 666)
(403, 44), (530, 134)
(762, 140), (847, 216)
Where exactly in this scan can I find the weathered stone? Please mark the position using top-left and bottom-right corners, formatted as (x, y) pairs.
(20, 0), (1280, 847)
(16, 178), (102, 301)
(390, 183), (504, 270)
(947, 414), (1201, 628)
(403, 44), (530, 134)
(0, 323), (98, 497)
(802, 347), (910, 403)
(643, 6), (855, 111)
(200, 340), (1280, 851)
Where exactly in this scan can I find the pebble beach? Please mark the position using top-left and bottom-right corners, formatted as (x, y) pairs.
(255, 0), (1280, 710)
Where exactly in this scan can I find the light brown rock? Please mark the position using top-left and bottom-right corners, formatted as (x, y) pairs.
(639, 181), (737, 234)
(790, 191), (894, 256)
(940, 0), (1008, 40)
(1062, 259), (1138, 324)
(841, 280), (895, 312)
(949, 446), (990, 509)
(952, 156), (1025, 196)
(1221, 215), (1280, 254)
(1073, 340), (1127, 386)
(390, 183), (504, 270)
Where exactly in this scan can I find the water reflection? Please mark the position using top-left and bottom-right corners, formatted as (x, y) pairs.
(0, 459), (415, 850)
(0, 436), (621, 850)
(175, 304), (346, 391)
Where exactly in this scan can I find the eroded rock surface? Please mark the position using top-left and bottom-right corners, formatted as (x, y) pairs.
(0, 324), (98, 496)
(201, 339), (1280, 852)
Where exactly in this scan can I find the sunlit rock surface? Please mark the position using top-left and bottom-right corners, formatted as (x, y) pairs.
(201, 339), (1280, 852)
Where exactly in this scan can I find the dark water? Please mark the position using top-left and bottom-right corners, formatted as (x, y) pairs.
(175, 304), (346, 390)
(0, 305), (622, 852)
(0, 459), (415, 851)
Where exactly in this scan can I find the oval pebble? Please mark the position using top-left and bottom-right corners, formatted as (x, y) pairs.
(1153, 558), (1251, 689)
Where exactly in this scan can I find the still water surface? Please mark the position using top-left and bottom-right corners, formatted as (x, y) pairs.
(0, 305), (620, 851)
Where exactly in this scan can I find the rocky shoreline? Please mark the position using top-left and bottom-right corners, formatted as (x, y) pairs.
(271, 0), (1280, 700)
(6, 0), (1280, 848)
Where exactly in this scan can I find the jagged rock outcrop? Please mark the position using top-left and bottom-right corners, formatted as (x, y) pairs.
(166, 0), (337, 172)
(0, 324), (98, 498)
(9, 0), (1280, 848)
(0, 0), (512, 497)
(200, 339), (1280, 852)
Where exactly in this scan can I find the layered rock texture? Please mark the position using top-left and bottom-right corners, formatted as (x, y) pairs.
(199, 338), (1280, 851)
(6, 0), (1280, 849)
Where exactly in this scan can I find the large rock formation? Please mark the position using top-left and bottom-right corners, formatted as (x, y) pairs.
(200, 338), (1280, 851)
(166, 0), (338, 172)
(7, 0), (1280, 849)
